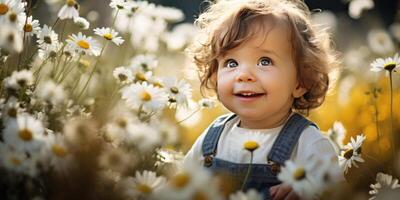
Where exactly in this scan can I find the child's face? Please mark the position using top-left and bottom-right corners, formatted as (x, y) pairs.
(216, 20), (306, 129)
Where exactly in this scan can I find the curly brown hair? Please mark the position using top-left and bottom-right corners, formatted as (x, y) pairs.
(186, 0), (340, 114)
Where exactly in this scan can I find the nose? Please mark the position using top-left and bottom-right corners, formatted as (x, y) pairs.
(236, 67), (256, 82)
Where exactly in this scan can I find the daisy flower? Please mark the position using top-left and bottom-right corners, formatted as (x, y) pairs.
(148, 76), (164, 88)
(130, 54), (158, 72)
(339, 134), (366, 174)
(0, 23), (23, 53)
(66, 32), (101, 56)
(113, 66), (133, 84)
(3, 113), (45, 152)
(131, 67), (153, 83)
(229, 189), (263, 200)
(0, 142), (28, 174)
(19, 16), (40, 36)
(1, 97), (24, 120)
(36, 80), (66, 106)
(348, 0), (374, 19)
(367, 29), (395, 55)
(103, 114), (138, 146)
(37, 25), (59, 49)
(73, 16), (89, 30)
(152, 119), (179, 145)
(370, 53), (400, 72)
(327, 121), (346, 149)
(98, 144), (133, 172)
(109, 0), (128, 10)
(162, 77), (192, 109)
(118, 170), (166, 199)
(93, 27), (124, 45)
(57, 0), (79, 20)
(155, 148), (184, 165)
(369, 172), (400, 200)
(4, 69), (34, 90)
(0, 0), (26, 24)
(125, 122), (162, 152)
(154, 161), (222, 200)
(278, 159), (319, 199)
(124, 0), (139, 15)
(198, 98), (216, 109)
(42, 133), (74, 173)
(38, 41), (62, 60)
(121, 82), (168, 112)
(0, 0), (13, 17)
(312, 155), (343, 192)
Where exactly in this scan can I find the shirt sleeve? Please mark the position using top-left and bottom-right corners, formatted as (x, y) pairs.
(183, 127), (209, 166)
(295, 126), (339, 164)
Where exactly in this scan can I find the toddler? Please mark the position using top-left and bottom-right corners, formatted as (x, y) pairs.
(185, 0), (339, 199)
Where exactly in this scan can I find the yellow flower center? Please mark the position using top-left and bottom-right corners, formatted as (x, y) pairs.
(10, 157), (21, 166)
(140, 91), (152, 102)
(67, 0), (76, 7)
(135, 73), (147, 81)
(170, 87), (179, 94)
(171, 173), (190, 189)
(193, 191), (208, 200)
(293, 167), (306, 180)
(52, 144), (67, 157)
(384, 62), (396, 71)
(243, 141), (259, 152)
(152, 81), (163, 88)
(136, 184), (153, 194)
(103, 33), (113, 40)
(77, 40), (90, 49)
(0, 4), (9, 15)
(19, 129), (33, 141)
(24, 24), (33, 32)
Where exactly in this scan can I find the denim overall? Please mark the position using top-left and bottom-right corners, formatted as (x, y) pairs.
(201, 113), (316, 199)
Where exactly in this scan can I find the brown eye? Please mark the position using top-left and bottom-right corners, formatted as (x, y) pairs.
(225, 59), (238, 68)
(258, 57), (272, 67)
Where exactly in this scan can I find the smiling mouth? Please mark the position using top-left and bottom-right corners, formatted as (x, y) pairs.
(234, 92), (265, 98)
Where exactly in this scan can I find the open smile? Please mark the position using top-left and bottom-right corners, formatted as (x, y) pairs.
(233, 91), (266, 101)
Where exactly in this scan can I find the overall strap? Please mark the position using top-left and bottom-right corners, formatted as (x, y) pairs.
(267, 113), (316, 165)
(202, 113), (237, 157)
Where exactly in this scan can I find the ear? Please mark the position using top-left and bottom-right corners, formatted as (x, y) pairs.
(292, 83), (307, 98)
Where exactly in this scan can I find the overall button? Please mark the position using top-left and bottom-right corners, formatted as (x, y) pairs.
(204, 155), (213, 167)
(271, 163), (281, 174)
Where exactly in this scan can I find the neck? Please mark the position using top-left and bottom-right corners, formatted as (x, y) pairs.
(238, 110), (292, 129)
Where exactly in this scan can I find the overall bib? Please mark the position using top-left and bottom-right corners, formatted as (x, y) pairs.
(201, 113), (316, 199)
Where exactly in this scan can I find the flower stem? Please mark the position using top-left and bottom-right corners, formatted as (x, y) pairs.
(57, 57), (75, 84)
(389, 71), (395, 158)
(177, 108), (200, 124)
(76, 42), (108, 102)
(54, 56), (69, 81)
(241, 152), (253, 191)
(52, 17), (60, 29)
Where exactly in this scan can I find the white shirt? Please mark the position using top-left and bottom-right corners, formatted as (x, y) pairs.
(184, 115), (338, 165)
